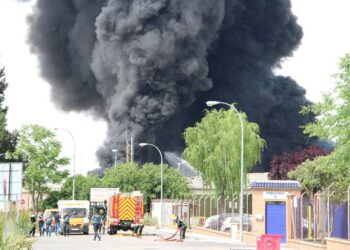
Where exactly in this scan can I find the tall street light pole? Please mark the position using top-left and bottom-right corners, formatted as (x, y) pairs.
(112, 149), (118, 166)
(139, 143), (163, 229)
(54, 128), (76, 200)
(206, 100), (244, 242)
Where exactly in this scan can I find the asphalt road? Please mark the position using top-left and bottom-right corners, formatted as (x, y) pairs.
(31, 227), (255, 250)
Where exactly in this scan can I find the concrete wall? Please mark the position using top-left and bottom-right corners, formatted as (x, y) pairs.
(287, 238), (350, 250)
(325, 238), (350, 250)
(288, 240), (326, 250)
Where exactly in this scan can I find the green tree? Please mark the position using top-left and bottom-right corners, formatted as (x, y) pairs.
(139, 163), (190, 211)
(102, 163), (190, 212)
(294, 54), (350, 240)
(183, 108), (265, 204)
(0, 67), (18, 159)
(102, 163), (141, 191)
(61, 174), (102, 201)
(39, 190), (62, 209)
(300, 54), (350, 197)
(9, 124), (70, 210)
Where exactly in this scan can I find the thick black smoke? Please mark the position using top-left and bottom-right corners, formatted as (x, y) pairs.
(27, 0), (312, 172)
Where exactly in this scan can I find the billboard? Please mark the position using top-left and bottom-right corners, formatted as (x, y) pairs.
(0, 162), (23, 202)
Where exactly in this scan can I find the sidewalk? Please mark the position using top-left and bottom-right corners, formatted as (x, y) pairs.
(154, 226), (297, 250)
(155, 226), (256, 249)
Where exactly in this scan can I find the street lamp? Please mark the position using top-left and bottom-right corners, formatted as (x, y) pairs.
(139, 142), (163, 228)
(112, 149), (118, 166)
(206, 100), (244, 242)
(54, 128), (76, 200)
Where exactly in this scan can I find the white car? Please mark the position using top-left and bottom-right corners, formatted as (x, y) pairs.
(220, 214), (252, 232)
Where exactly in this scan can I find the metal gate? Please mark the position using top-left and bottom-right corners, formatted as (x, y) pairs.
(266, 202), (286, 243)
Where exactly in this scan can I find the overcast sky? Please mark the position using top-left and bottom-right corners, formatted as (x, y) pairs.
(0, 0), (350, 175)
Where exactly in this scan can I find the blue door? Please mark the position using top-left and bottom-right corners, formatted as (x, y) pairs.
(266, 202), (286, 243)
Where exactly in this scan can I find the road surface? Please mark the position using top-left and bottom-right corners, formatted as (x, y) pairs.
(32, 227), (255, 250)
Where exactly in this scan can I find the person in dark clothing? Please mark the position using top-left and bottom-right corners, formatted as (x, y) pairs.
(54, 212), (61, 236)
(175, 217), (187, 240)
(62, 212), (70, 237)
(91, 210), (102, 241)
(45, 214), (53, 236)
(29, 213), (37, 237)
(38, 213), (45, 237)
(131, 223), (144, 237)
(98, 211), (106, 234)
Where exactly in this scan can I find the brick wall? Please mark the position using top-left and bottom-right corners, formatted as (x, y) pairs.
(251, 188), (301, 241)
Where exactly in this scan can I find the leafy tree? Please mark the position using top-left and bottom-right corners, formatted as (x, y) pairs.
(288, 154), (347, 240)
(60, 174), (102, 201)
(301, 54), (350, 146)
(39, 190), (62, 209)
(289, 147), (349, 204)
(9, 124), (70, 210)
(289, 54), (350, 240)
(139, 163), (190, 211)
(102, 163), (141, 192)
(0, 67), (18, 159)
(299, 54), (350, 196)
(183, 108), (265, 207)
(102, 163), (190, 212)
(269, 145), (327, 180)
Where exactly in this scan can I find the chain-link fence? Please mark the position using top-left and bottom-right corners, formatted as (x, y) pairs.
(155, 192), (252, 233)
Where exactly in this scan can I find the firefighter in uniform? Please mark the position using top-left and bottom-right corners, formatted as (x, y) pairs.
(131, 219), (144, 237)
(175, 217), (187, 240)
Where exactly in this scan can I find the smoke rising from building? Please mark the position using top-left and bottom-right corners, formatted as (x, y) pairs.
(27, 0), (312, 172)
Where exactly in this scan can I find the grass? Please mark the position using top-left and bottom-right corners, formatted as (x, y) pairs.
(0, 208), (34, 250)
(143, 213), (158, 226)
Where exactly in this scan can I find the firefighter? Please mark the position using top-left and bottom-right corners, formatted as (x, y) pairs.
(175, 217), (187, 240)
(131, 221), (144, 237)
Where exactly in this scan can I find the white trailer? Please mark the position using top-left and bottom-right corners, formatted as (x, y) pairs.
(90, 188), (120, 203)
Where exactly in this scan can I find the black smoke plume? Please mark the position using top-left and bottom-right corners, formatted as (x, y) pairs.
(27, 0), (312, 172)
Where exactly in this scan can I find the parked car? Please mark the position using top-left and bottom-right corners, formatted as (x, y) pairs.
(220, 214), (252, 232)
(203, 213), (233, 231)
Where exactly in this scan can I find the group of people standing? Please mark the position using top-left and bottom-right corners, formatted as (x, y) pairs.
(29, 209), (186, 241)
(29, 211), (61, 237)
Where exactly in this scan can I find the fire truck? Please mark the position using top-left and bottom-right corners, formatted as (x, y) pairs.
(107, 191), (144, 235)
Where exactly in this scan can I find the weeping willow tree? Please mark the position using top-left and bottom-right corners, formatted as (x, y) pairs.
(183, 108), (265, 211)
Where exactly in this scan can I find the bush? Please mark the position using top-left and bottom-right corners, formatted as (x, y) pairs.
(0, 209), (33, 250)
(143, 213), (158, 226)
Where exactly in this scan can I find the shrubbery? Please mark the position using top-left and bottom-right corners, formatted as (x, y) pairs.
(142, 213), (158, 226)
(0, 209), (33, 250)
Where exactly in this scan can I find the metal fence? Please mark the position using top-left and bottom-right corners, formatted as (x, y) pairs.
(161, 193), (252, 233)
(294, 184), (349, 242)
